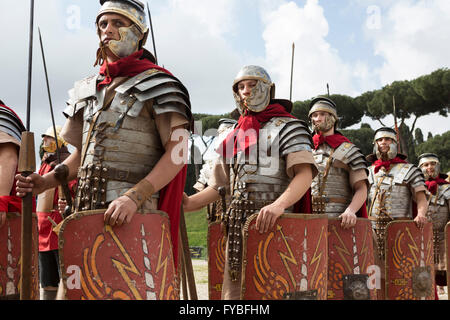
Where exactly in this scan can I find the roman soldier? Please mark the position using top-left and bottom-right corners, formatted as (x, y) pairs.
(367, 127), (429, 299)
(16, 0), (192, 292)
(0, 100), (27, 299)
(308, 97), (369, 227)
(0, 101), (23, 228)
(418, 153), (450, 296)
(183, 65), (317, 300)
(36, 126), (77, 300)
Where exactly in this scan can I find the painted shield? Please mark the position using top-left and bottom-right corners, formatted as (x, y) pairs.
(207, 221), (226, 300)
(327, 218), (376, 300)
(59, 210), (179, 300)
(241, 214), (328, 300)
(385, 220), (435, 300)
(0, 213), (39, 300)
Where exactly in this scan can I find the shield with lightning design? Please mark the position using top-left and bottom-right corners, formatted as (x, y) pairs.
(327, 218), (376, 300)
(385, 220), (435, 300)
(58, 210), (179, 300)
(207, 221), (226, 300)
(241, 214), (328, 300)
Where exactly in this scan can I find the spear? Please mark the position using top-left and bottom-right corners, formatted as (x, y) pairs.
(290, 42), (295, 101)
(38, 28), (73, 218)
(18, 0), (36, 300)
(146, 2), (158, 65)
(392, 95), (402, 154)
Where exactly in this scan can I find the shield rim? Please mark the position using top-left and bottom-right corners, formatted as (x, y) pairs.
(327, 217), (376, 300)
(384, 219), (434, 300)
(207, 221), (225, 300)
(58, 209), (171, 299)
(241, 213), (328, 300)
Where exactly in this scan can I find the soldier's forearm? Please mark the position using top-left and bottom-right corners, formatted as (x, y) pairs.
(0, 143), (18, 195)
(43, 148), (81, 189)
(273, 164), (312, 210)
(185, 186), (220, 213)
(346, 180), (368, 215)
(415, 191), (428, 217)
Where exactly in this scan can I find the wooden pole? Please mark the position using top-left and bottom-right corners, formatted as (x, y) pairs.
(179, 208), (197, 300)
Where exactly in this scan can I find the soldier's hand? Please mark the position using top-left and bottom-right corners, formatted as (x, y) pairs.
(414, 214), (427, 229)
(182, 192), (191, 211)
(15, 173), (46, 197)
(339, 209), (357, 229)
(104, 196), (138, 227)
(256, 204), (284, 234)
(0, 212), (5, 228)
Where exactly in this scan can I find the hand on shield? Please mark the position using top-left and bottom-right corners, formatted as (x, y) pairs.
(339, 209), (357, 229)
(414, 214), (427, 230)
(15, 172), (48, 197)
(256, 203), (284, 234)
(104, 195), (137, 227)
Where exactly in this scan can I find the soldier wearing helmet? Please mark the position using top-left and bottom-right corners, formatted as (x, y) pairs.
(367, 127), (428, 298)
(418, 153), (450, 296)
(16, 0), (192, 283)
(36, 126), (77, 300)
(183, 65), (317, 299)
(308, 97), (369, 228)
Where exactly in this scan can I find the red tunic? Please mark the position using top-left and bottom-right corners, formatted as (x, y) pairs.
(37, 159), (76, 252)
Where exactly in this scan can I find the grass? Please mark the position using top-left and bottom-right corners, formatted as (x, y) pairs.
(184, 207), (208, 258)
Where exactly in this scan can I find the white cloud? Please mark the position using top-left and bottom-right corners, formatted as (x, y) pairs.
(370, 0), (450, 84)
(260, 0), (372, 100)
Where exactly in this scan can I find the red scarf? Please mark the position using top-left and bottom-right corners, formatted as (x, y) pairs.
(218, 103), (296, 158)
(426, 176), (448, 195)
(373, 157), (408, 174)
(313, 132), (350, 150)
(97, 49), (172, 89)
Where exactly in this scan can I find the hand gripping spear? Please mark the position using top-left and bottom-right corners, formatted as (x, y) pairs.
(18, 0), (36, 300)
(38, 28), (73, 219)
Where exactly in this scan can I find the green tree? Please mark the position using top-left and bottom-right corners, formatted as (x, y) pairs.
(341, 124), (375, 157)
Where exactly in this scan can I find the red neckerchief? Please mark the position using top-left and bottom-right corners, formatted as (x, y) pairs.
(97, 49), (172, 89)
(373, 157), (408, 174)
(313, 132), (350, 150)
(426, 176), (448, 195)
(218, 103), (296, 158)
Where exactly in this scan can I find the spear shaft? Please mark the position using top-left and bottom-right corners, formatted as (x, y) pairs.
(19, 0), (36, 300)
(147, 2), (158, 65)
(38, 28), (73, 217)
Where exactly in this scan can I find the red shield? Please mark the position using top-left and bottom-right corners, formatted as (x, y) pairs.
(385, 220), (435, 300)
(0, 213), (39, 300)
(327, 218), (376, 300)
(241, 214), (328, 300)
(207, 221), (226, 300)
(59, 210), (179, 300)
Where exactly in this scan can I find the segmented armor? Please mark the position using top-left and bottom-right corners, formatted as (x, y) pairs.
(63, 70), (191, 212)
(222, 117), (313, 280)
(311, 142), (368, 217)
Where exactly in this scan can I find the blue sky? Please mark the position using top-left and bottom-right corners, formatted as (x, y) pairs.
(0, 0), (448, 150)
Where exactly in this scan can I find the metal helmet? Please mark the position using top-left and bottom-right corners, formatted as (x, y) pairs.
(308, 96), (338, 132)
(41, 125), (67, 153)
(418, 153), (440, 179)
(96, 0), (149, 59)
(232, 65), (275, 114)
(373, 127), (398, 160)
